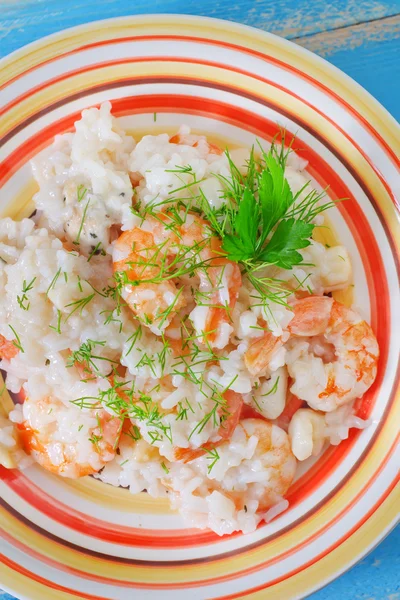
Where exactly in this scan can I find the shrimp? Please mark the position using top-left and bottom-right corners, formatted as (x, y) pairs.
(173, 390), (243, 462)
(245, 296), (379, 412)
(18, 397), (122, 478)
(169, 419), (296, 520)
(233, 419), (296, 511)
(0, 334), (19, 360)
(276, 392), (305, 430)
(113, 213), (241, 345)
(112, 227), (186, 331)
(169, 133), (223, 155)
(185, 217), (242, 347)
(245, 296), (334, 377)
(288, 408), (326, 461)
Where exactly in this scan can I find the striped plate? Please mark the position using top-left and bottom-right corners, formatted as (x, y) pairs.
(0, 15), (399, 600)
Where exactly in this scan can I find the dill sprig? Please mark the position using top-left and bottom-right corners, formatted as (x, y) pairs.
(65, 293), (95, 320)
(218, 143), (330, 268)
(188, 375), (238, 440)
(46, 268), (61, 296)
(176, 398), (195, 421)
(17, 277), (36, 311)
(49, 309), (62, 334)
(77, 184), (88, 203)
(88, 433), (102, 451)
(204, 447), (220, 473)
(8, 325), (24, 353)
(125, 326), (143, 356)
(113, 235), (213, 290)
(199, 137), (337, 304)
(124, 425), (141, 441)
(71, 381), (173, 445)
(67, 339), (119, 374)
(73, 197), (91, 245)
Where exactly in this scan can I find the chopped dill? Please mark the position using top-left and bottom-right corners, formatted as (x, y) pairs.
(87, 242), (106, 262)
(88, 432), (102, 451)
(73, 197), (91, 245)
(125, 325), (143, 356)
(261, 375), (280, 397)
(49, 309), (62, 334)
(67, 339), (118, 374)
(65, 293), (95, 320)
(46, 268), (61, 296)
(204, 447), (220, 474)
(8, 325), (24, 353)
(77, 184), (88, 203)
(17, 277), (36, 311)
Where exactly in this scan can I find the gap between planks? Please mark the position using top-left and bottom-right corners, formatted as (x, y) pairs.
(293, 13), (400, 56)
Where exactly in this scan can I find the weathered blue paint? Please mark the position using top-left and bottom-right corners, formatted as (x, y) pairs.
(295, 14), (400, 118)
(314, 34), (400, 120)
(312, 526), (400, 600)
(0, 1), (399, 598)
(1, 0), (400, 55)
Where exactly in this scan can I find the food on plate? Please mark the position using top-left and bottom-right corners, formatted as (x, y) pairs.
(0, 102), (378, 535)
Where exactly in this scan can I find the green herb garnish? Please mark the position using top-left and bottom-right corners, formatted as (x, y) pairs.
(49, 309), (62, 334)
(73, 198), (91, 245)
(8, 325), (24, 353)
(17, 277), (36, 311)
(204, 447), (220, 473)
(220, 146), (328, 269)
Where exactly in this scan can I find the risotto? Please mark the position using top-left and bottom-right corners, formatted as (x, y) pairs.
(0, 102), (379, 536)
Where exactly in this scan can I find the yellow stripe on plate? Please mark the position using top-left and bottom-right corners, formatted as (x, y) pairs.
(1, 16), (399, 156)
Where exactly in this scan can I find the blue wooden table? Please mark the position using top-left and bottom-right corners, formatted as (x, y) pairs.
(0, 1), (399, 599)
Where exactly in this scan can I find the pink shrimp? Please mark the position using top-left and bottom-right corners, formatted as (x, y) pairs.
(112, 226), (186, 330)
(18, 397), (122, 478)
(180, 216), (242, 347)
(0, 335), (19, 360)
(173, 390), (243, 463)
(113, 212), (241, 345)
(244, 296), (379, 412)
(168, 419), (296, 517)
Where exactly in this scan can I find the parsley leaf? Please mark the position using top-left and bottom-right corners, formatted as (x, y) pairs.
(220, 147), (321, 271)
(232, 187), (259, 255)
(257, 153), (294, 245)
(258, 218), (314, 269)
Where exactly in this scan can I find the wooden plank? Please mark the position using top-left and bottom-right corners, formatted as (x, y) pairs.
(0, 0), (400, 58)
(295, 15), (400, 119)
(295, 14), (400, 55)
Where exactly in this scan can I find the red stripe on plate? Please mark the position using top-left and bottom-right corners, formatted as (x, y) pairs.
(0, 553), (111, 600)
(1, 58), (399, 215)
(1, 436), (398, 590)
(212, 474), (399, 599)
(1, 32), (398, 169)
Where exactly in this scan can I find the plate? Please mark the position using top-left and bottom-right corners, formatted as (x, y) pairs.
(0, 15), (399, 600)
